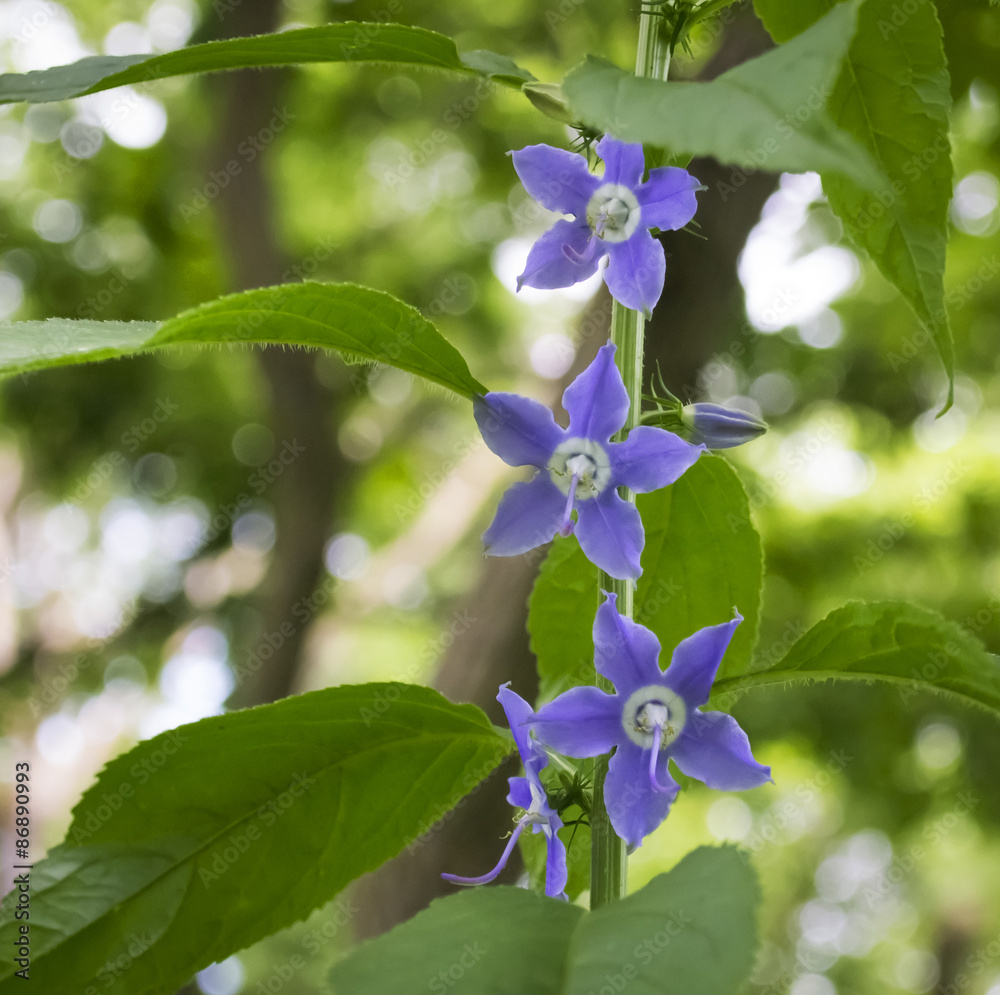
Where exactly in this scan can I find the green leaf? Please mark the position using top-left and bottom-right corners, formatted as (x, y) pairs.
(331, 888), (584, 995)
(562, 1), (882, 187)
(528, 456), (763, 699)
(565, 846), (758, 994)
(0, 683), (510, 995)
(329, 845), (759, 994)
(0, 283), (486, 398)
(754, 0), (954, 406)
(636, 454), (763, 679)
(528, 537), (600, 699)
(0, 24), (531, 105)
(711, 601), (1000, 716)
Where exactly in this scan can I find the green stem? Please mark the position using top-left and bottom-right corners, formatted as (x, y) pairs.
(588, 2), (673, 912)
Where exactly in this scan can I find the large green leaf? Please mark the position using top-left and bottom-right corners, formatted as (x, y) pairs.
(636, 455), (763, 679)
(0, 23), (532, 105)
(0, 283), (486, 398)
(754, 0), (954, 405)
(0, 683), (510, 995)
(528, 537), (600, 700)
(562, 1), (881, 187)
(528, 456), (763, 698)
(329, 845), (758, 994)
(711, 601), (1000, 716)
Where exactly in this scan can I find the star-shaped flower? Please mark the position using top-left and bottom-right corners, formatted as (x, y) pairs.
(475, 342), (703, 580)
(512, 135), (701, 316)
(442, 684), (568, 900)
(530, 594), (771, 849)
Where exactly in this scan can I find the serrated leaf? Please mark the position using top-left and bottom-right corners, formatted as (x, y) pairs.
(0, 283), (486, 398)
(636, 455), (763, 679)
(711, 601), (1000, 716)
(528, 537), (600, 700)
(562, 1), (882, 187)
(329, 846), (759, 994)
(754, 0), (954, 405)
(0, 684), (510, 995)
(0, 24), (530, 105)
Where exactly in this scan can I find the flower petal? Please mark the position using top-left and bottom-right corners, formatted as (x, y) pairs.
(663, 615), (742, 707)
(605, 741), (679, 848)
(541, 815), (568, 899)
(561, 341), (629, 441)
(597, 135), (645, 189)
(511, 144), (599, 215)
(670, 710), (772, 790)
(475, 393), (564, 469)
(506, 775), (533, 811)
(483, 474), (564, 556)
(574, 491), (644, 581)
(593, 592), (663, 693)
(610, 425), (704, 493)
(498, 684), (542, 769)
(518, 218), (602, 291)
(531, 685), (621, 757)
(637, 166), (700, 231)
(603, 230), (666, 317)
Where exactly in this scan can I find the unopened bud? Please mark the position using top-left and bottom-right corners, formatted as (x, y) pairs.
(522, 83), (577, 126)
(682, 403), (767, 449)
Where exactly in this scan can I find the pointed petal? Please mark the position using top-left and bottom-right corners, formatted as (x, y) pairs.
(610, 426), (703, 493)
(511, 144), (599, 215)
(518, 219), (602, 291)
(670, 710), (772, 791)
(603, 231), (666, 317)
(441, 820), (526, 887)
(475, 393), (563, 469)
(574, 491), (644, 581)
(561, 341), (629, 441)
(663, 615), (742, 707)
(506, 775), (533, 811)
(597, 135), (644, 189)
(483, 474), (564, 557)
(593, 592), (663, 692)
(498, 684), (542, 768)
(531, 685), (621, 757)
(637, 166), (700, 230)
(605, 741), (679, 848)
(543, 820), (569, 899)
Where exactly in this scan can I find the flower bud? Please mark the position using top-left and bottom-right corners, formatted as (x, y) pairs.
(682, 403), (767, 449)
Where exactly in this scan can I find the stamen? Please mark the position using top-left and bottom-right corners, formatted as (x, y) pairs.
(559, 472), (581, 536)
(562, 237), (599, 265)
(441, 819), (526, 886)
(647, 723), (673, 793)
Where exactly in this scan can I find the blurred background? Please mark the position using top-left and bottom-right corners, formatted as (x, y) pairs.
(1, 0), (999, 993)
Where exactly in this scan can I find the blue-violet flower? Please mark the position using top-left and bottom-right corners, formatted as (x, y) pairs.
(512, 135), (701, 316)
(442, 683), (568, 900)
(475, 342), (703, 580)
(531, 594), (771, 849)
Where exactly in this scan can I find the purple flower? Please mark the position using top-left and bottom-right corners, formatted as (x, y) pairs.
(475, 342), (703, 580)
(531, 594), (771, 849)
(442, 683), (568, 900)
(512, 135), (701, 316)
(682, 402), (767, 449)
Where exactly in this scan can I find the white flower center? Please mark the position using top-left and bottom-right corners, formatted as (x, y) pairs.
(621, 685), (687, 749)
(586, 183), (641, 243)
(547, 438), (612, 499)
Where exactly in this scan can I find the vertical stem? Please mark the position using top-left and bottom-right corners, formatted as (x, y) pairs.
(589, 3), (673, 911)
